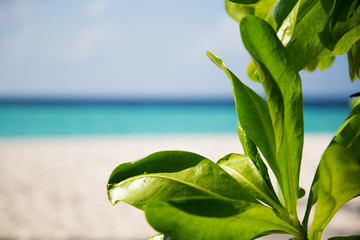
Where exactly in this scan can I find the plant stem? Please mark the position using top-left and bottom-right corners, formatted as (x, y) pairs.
(301, 201), (312, 232)
(293, 219), (307, 240)
(283, 212), (307, 240)
(310, 231), (322, 240)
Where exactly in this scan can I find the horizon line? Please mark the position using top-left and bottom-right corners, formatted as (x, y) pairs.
(0, 96), (353, 106)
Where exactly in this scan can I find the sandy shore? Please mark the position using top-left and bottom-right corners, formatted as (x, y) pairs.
(0, 134), (359, 240)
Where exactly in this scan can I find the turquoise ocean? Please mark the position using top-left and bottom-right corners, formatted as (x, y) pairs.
(0, 103), (352, 137)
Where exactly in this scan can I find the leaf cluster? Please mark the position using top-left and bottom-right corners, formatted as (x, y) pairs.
(107, 1), (360, 239)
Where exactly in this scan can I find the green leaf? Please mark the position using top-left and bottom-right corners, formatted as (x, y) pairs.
(225, 0), (254, 22)
(304, 100), (360, 231)
(225, 0), (274, 23)
(309, 101), (360, 240)
(145, 234), (172, 240)
(278, 0), (331, 71)
(276, 0), (300, 47)
(246, 61), (261, 82)
(263, 0), (283, 30)
(217, 153), (285, 215)
(206, 51), (279, 183)
(228, 0), (259, 4)
(107, 151), (256, 209)
(302, 169), (319, 231)
(297, 187), (305, 199)
(328, 236), (360, 240)
(304, 48), (336, 72)
(317, 55), (336, 71)
(251, 59), (285, 152)
(240, 15), (304, 218)
(273, 0), (298, 30)
(237, 122), (275, 194)
(304, 59), (319, 72)
(347, 40), (360, 81)
(306, 58), (335, 72)
(146, 198), (300, 240)
(319, 0), (360, 54)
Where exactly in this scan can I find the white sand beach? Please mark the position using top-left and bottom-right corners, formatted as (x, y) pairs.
(0, 134), (359, 240)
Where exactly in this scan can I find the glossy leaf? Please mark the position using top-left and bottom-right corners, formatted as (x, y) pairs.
(309, 142), (360, 240)
(251, 58), (284, 152)
(225, 0), (254, 23)
(237, 122), (275, 194)
(207, 51), (279, 181)
(246, 61), (260, 82)
(107, 151), (257, 209)
(319, 0), (360, 54)
(217, 153), (285, 215)
(240, 16), (303, 217)
(146, 198), (300, 240)
(309, 100), (360, 240)
(273, 0), (298, 29)
(347, 40), (360, 81)
(304, 100), (360, 231)
(263, 0), (282, 30)
(276, 0), (299, 46)
(278, 0), (331, 71)
(225, 0), (274, 23)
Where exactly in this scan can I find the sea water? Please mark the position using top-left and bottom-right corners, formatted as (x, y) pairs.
(0, 103), (351, 137)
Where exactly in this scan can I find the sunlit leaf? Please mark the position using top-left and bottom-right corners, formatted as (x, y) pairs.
(107, 151), (256, 209)
(309, 101), (360, 240)
(304, 59), (319, 72)
(278, 0), (332, 71)
(273, 0), (298, 29)
(228, 0), (259, 4)
(237, 123), (275, 193)
(304, 49), (336, 72)
(347, 40), (360, 81)
(217, 153), (286, 215)
(145, 234), (172, 240)
(225, 0), (254, 22)
(246, 61), (261, 82)
(317, 55), (336, 71)
(319, 0), (360, 54)
(276, 0), (299, 46)
(240, 15), (303, 218)
(146, 198), (300, 240)
(207, 51), (279, 182)
(263, 0), (282, 30)
(251, 59), (284, 152)
(225, 0), (274, 23)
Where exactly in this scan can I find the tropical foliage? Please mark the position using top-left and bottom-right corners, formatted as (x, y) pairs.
(107, 1), (360, 239)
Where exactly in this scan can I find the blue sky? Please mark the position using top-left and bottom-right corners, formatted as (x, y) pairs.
(0, 0), (359, 102)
